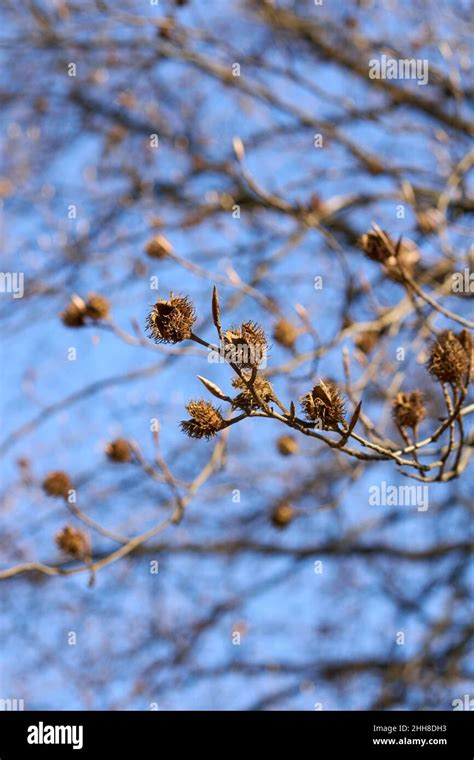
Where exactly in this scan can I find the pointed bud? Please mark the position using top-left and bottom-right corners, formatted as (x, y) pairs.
(197, 375), (231, 402)
(212, 285), (222, 338)
(232, 136), (245, 161)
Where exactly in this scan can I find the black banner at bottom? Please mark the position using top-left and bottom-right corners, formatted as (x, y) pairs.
(0, 710), (471, 756)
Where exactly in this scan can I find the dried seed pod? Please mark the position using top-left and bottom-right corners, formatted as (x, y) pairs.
(271, 503), (295, 529)
(146, 294), (196, 344)
(359, 228), (394, 264)
(231, 374), (274, 411)
(276, 435), (299, 456)
(85, 293), (110, 320)
(105, 438), (133, 463)
(392, 391), (426, 429)
(300, 379), (345, 428)
(60, 297), (86, 327)
(427, 330), (470, 386)
(222, 322), (268, 369)
(180, 400), (224, 440)
(145, 235), (172, 259)
(55, 525), (90, 559)
(43, 471), (73, 499)
(273, 318), (299, 349)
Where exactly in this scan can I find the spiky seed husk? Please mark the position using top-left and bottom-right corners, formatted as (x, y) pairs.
(180, 400), (224, 440)
(359, 228), (418, 280)
(55, 525), (90, 559)
(276, 435), (299, 456)
(106, 438), (133, 463)
(146, 294), (196, 344)
(300, 379), (345, 428)
(222, 322), (268, 368)
(427, 330), (470, 386)
(271, 503), (295, 529)
(273, 318), (299, 349)
(392, 391), (426, 429)
(231, 374), (274, 410)
(85, 293), (110, 320)
(43, 471), (73, 499)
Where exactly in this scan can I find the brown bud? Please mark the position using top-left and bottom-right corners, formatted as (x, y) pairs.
(43, 471), (73, 499)
(276, 435), (299, 456)
(211, 285), (222, 337)
(106, 438), (133, 463)
(180, 400), (224, 440)
(392, 391), (426, 429)
(366, 158), (384, 175)
(55, 525), (90, 559)
(146, 294), (196, 344)
(271, 503), (295, 529)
